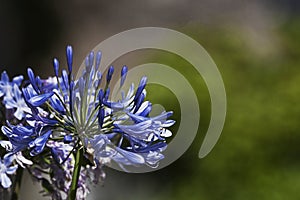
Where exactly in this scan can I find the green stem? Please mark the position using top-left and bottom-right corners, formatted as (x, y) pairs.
(11, 167), (24, 200)
(68, 148), (83, 200)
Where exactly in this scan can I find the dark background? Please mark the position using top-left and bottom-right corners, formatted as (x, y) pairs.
(1, 0), (300, 199)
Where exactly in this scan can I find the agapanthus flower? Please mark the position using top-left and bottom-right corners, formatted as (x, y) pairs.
(14, 46), (174, 167)
(0, 154), (18, 188)
(0, 45), (175, 199)
(0, 71), (23, 100)
(0, 72), (29, 121)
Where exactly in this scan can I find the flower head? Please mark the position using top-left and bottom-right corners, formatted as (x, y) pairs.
(0, 45), (175, 198)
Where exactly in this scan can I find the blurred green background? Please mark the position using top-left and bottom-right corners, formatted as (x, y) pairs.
(1, 1), (300, 199)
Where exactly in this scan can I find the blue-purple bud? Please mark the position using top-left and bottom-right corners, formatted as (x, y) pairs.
(27, 68), (39, 92)
(95, 51), (102, 71)
(85, 51), (94, 72)
(134, 92), (145, 113)
(120, 65), (128, 87)
(64, 135), (73, 143)
(98, 108), (105, 128)
(66, 45), (73, 73)
(98, 89), (104, 105)
(53, 58), (59, 77)
(62, 70), (69, 89)
(106, 66), (114, 83)
(134, 76), (147, 102)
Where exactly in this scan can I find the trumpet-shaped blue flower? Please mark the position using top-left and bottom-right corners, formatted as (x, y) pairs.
(0, 71), (23, 100)
(1, 124), (52, 156)
(0, 154), (18, 188)
(4, 84), (31, 120)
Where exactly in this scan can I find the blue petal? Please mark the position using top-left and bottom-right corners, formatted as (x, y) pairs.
(162, 120), (176, 127)
(22, 86), (37, 102)
(151, 111), (173, 122)
(36, 76), (42, 89)
(28, 92), (54, 106)
(134, 76), (147, 102)
(37, 115), (58, 125)
(0, 173), (12, 188)
(12, 75), (24, 86)
(1, 126), (12, 137)
(27, 68), (39, 92)
(29, 130), (52, 156)
(12, 84), (22, 101)
(6, 165), (18, 175)
(3, 153), (14, 165)
(103, 101), (125, 110)
(49, 97), (65, 113)
(51, 147), (61, 164)
(1, 71), (9, 83)
(13, 125), (34, 136)
(0, 141), (12, 151)
(127, 112), (148, 123)
(123, 134), (148, 147)
(115, 147), (145, 165)
(92, 136), (107, 151)
(134, 92), (145, 113)
(62, 70), (69, 89)
(114, 120), (152, 134)
(136, 142), (167, 153)
(139, 102), (152, 117)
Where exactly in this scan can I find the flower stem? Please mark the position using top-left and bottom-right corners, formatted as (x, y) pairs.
(11, 167), (23, 200)
(68, 148), (83, 200)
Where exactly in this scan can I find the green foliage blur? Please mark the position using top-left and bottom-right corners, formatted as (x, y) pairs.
(141, 19), (300, 200)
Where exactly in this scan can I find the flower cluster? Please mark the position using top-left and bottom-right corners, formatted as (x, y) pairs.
(0, 46), (175, 199)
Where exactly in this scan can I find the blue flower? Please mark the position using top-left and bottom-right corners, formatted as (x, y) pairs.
(1, 125), (35, 152)
(4, 84), (30, 120)
(0, 154), (18, 188)
(0, 45), (175, 173)
(0, 45), (176, 199)
(0, 71), (23, 100)
(1, 124), (52, 156)
(0, 71), (28, 120)
(61, 47), (175, 169)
